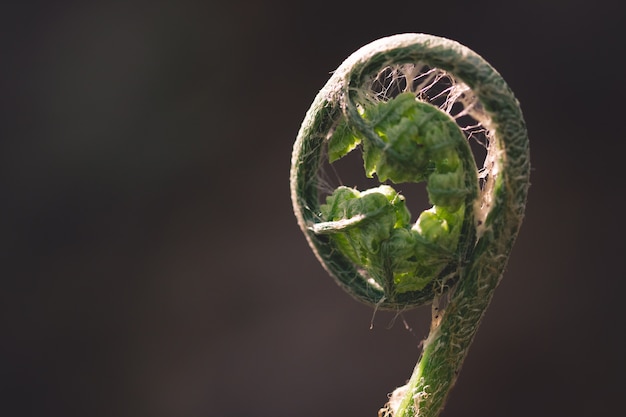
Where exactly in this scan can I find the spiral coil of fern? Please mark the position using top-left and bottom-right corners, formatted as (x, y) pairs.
(290, 33), (530, 417)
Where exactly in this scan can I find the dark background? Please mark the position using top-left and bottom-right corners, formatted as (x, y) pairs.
(2, 1), (624, 416)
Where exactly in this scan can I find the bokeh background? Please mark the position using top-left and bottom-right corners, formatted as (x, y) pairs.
(2, 1), (624, 416)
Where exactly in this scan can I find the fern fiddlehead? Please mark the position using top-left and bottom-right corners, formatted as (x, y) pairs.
(290, 34), (530, 417)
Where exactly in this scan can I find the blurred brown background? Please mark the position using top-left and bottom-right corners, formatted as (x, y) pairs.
(2, 1), (624, 416)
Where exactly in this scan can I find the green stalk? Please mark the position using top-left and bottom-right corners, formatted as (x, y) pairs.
(290, 34), (530, 417)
